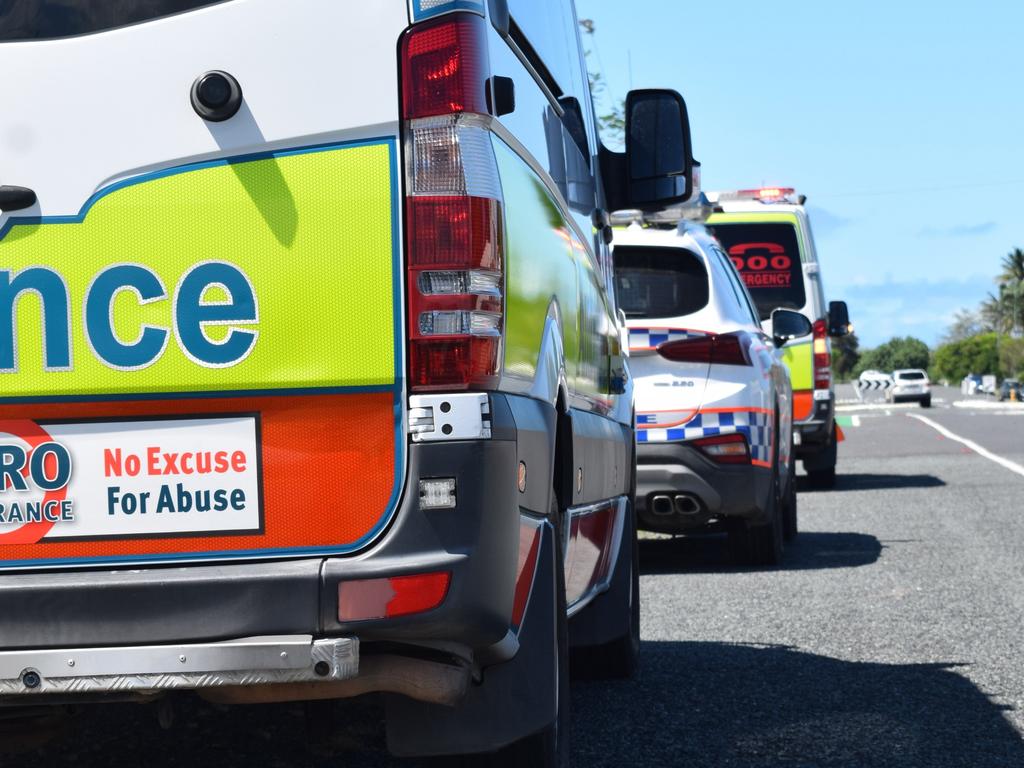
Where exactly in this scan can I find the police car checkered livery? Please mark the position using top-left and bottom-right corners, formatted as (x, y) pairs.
(637, 408), (774, 467)
(614, 218), (808, 566)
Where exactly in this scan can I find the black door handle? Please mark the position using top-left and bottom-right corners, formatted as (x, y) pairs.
(0, 186), (36, 212)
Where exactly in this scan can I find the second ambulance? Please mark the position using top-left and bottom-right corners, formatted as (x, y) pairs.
(707, 189), (850, 489)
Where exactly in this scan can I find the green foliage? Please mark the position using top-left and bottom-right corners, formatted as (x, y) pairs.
(999, 336), (1024, 379)
(578, 19), (625, 148)
(830, 332), (860, 381)
(854, 336), (930, 376)
(932, 333), (999, 382)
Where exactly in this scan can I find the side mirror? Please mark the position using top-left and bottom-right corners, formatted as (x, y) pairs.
(771, 308), (812, 348)
(828, 300), (851, 337)
(625, 89), (693, 208)
(600, 89), (694, 212)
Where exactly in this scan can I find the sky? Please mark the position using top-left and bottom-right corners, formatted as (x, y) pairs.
(576, 0), (1024, 348)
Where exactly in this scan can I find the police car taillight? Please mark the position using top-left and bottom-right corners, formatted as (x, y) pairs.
(657, 333), (752, 366)
(813, 319), (831, 389)
(692, 433), (750, 465)
(401, 14), (505, 392)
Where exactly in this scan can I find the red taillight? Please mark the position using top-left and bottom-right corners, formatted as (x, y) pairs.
(338, 571), (451, 622)
(657, 333), (751, 366)
(402, 14), (504, 392)
(692, 432), (750, 465)
(813, 318), (831, 389)
(401, 14), (489, 119)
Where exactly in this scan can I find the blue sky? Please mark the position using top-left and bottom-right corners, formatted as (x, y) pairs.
(577, 0), (1024, 348)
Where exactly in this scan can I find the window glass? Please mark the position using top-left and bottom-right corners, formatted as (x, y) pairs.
(714, 246), (760, 326)
(707, 221), (806, 320)
(897, 371), (927, 381)
(613, 246), (709, 319)
(0, 0), (225, 41)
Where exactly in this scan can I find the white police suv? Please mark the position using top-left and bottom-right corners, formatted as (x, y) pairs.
(613, 217), (810, 565)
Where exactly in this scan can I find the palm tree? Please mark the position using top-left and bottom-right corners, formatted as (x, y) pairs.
(993, 248), (1024, 335)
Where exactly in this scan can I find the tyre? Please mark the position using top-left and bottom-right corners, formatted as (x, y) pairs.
(920, 394), (931, 408)
(782, 455), (798, 543)
(805, 425), (838, 489)
(476, 492), (569, 768)
(728, 423), (784, 567)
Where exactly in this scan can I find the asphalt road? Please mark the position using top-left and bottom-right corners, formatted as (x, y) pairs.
(12, 384), (1024, 766)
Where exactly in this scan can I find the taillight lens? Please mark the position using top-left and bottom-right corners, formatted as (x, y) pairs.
(692, 432), (750, 464)
(401, 14), (505, 392)
(401, 13), (489, 120)
(813, 319), (831, 389)
(657, 333), (752, 366)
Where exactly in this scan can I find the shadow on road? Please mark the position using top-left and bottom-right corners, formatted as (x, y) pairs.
(14, 643), (1019, 768)
(639, 531), (883, 575)
(797, 473), (946, 493)
(572, 641), (1023, 767)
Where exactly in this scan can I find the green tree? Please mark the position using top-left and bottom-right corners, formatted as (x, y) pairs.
(943, 308), (988, 343)
(579, 19), (625, 147)
(980, 247), (1024, 334)
(831, 332), (860, 381)
(932, 333), (999, 383)
(854, 336), (930, 376)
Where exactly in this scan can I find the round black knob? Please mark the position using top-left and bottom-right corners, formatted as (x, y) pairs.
(190, 70), (242, 122)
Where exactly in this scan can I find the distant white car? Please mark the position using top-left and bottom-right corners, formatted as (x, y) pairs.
(888, 369), (931, 407)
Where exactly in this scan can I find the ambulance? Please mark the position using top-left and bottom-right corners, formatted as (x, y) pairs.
(706, 189), (850, 488)
(0, 1), (696, 763)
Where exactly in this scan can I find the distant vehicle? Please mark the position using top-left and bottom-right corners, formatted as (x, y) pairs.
(999, 379), (1022, 402)
(613, 218), (810, 565)
(961, 374), (984, 395)
(706, 187), (850, 489)
(888, 369), (931, 407)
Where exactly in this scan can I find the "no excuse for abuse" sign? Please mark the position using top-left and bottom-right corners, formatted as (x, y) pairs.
(0, 416), (261, 543)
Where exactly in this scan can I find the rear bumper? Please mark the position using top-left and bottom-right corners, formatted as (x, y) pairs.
(795, 392), (835, 455)
(635, 441), (771, 532)
(0, 394), (559, 688)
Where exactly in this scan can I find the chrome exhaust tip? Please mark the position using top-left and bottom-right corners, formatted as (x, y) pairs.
(673, 494), (700, 515)
(651, 495), (674, 516)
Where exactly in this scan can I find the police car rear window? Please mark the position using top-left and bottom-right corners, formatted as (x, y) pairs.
(0, 0), (225, 41)
(613, 246), (709, 319)
(707, 222), (806, 319)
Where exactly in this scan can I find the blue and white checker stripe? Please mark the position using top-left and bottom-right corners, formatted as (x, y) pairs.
(637, 409), (774, 465)
(628, 327), (707, 351)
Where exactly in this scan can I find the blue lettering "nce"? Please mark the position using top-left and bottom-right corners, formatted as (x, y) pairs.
(0, 261), (258, 372)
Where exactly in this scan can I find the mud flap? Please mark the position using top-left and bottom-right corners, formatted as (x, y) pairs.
(567, 498), (634, 649)
(385, 522), (558, 758)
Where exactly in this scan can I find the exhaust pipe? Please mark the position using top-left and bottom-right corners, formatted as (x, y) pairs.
(650, 495), (674, 516)
(673, 495), (700, 515)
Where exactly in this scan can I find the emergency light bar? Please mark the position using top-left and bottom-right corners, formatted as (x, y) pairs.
(714, 187), (805, 205)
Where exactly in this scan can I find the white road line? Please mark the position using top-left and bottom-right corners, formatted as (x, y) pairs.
(908, 413), (1024, 480)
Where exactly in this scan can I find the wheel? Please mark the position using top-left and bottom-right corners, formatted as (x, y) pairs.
(728, 419), (784, 567)
(920, 394), (931, 408)
(478, 491), (569, 768)
(782, 453), (798, 543)
(805, 425), (838, 489)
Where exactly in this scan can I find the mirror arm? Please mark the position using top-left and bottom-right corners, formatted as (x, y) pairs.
(599, 143), (628, 214)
